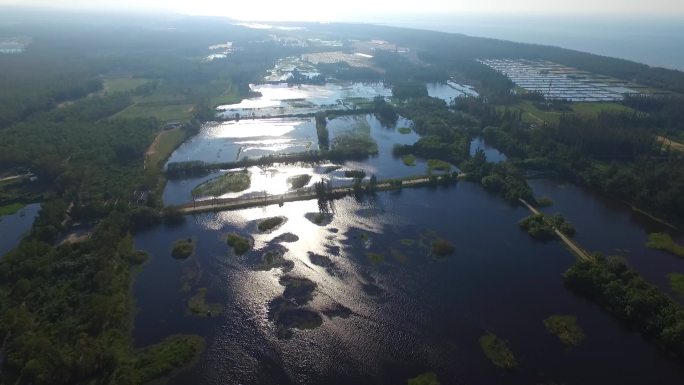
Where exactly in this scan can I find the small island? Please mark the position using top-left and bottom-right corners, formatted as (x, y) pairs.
(171, 238), (195, 259)
(544, 315), (585, 347)
(646, 233), (684, 257)
(431, 238), (455, 257)
(479, 332), (517, 370)
(192, 170), (250, 197)
(257, 216), (286, 233)
(287, 174), (312, 189)
(226, 233), (252, 255)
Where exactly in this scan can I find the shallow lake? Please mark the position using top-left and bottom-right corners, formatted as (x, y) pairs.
(134, 180), (684, 385)
(427, 81), (479, 104)
(469, 136), (507, 163)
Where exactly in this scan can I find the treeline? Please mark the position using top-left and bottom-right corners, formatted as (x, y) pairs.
(394, 97), (475, 165)
(460, 149), (534, 203)
(565, 255), (684, 359)
(459, 97), (684, 222)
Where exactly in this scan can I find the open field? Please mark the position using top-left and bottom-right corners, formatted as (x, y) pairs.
(146, 128), (187, 169)
(114, 103), (195, 122)
(103, 77), (148, 93)
(503, 101), (636, 125)
(658, 136), (684, 153)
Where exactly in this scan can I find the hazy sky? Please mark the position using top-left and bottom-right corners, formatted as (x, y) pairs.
(3, 0), (684, 21)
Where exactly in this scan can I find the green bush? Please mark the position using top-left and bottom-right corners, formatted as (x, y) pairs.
(171, 238), (194, 259)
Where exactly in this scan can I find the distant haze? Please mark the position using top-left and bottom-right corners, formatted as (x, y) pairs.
(2, 0), (684, 21)
(2, 1), (683, 70)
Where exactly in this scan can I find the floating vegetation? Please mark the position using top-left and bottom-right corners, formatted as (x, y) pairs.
(171, 238), (195, 259)
(536, 196), (554, 207)
(187, 288), (223, 317)
(273, 232), (299, 243)
(367, 252), (384, 264)
(543, 315), (585, 347)
(402, 154), (416, 166)
(479, 332), (517, 370)
(192, 170), (250, 197)
(257, 245), (294, 271)
(257, 216), (286, 233)
(287, 174), (312, 189)
(322, 303), (353, 319)
(344, 169), (366, 179)
(407, 372), (441, 385)
(133, 335), (205, 384)
(129, 250), (149, 265)
(226, 233), (252, 255)
(427, 159), (451, 174)
(390, 247), (408, 263)
(431, 239), (455, 257)
(268, 275), (322, 338)
(362, 283), (382, 297)
(647, 233), (684, 258)
(399, 238), (416, 247)
(305, 212), (333, 226)
(398, 126), (412, 134)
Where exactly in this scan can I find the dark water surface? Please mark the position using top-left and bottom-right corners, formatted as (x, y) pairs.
(0, 203), (40, 256)
(133, 181), (684, 384)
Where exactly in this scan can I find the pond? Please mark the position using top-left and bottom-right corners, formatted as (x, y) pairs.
(134, 182), (684, 385)
(427, 81), (479, 104)
(163, 114), (449, 205)
(0, 203), (40, 256)
(469, 136), (507, 163)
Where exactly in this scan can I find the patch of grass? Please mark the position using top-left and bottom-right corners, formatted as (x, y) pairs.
(114, 103), (195, 122)
(192, 170), (250, 197)
(398, 126), (412, 134)
(431, 239), (455, 257)
(536, 196), (554, 207)
(344, 170), (366, 179)
(402, 154), (416, 166)
(367, 252), (384, 264)
(134, 334), (205, 384)
(390, 248), (408, 263)
(407, 372), (440, 385)
(171, 238), (195, 259)
(103, 77), (148, 93)
(129, 250), (149, 265)
(331, 133), (378, 155)
(668, 273), (684, 298)
(258, 216), (286, 233)
(479, 332), (517, 370)
(399, 238), (416, 247)
(226, 233), (252, 255)
(572, 102), (633, 117)
(544, 315), (585, 347)
(427, 159), (451, 174)
(646, 233), (684, 258)
(187, 287), (223, 317)
(288, 174), (312, 189)
(0, 202), (25, 216)
(146, 127), (186, 169)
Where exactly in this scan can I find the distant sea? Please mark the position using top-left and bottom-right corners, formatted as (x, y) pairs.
(377, 15), (684, 71)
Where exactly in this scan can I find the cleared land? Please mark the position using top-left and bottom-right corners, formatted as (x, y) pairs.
(103, 77), (149, 93)
(146, 128), (186, 169)
(114, 103), (195, 122)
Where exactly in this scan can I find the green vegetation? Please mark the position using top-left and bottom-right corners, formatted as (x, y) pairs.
(268, 275), (322, 338)
(192, 170), (250, 197)
(479, 332), (518, 369)
(519, 214), (555, 241)
(133, 335), (205, 384)
(367, 252), (385, 264)
(288, 174), (312, 189)
(668, 273), (684, 298)
(103, 77), (149, 93)
(544, 315), (585, 347)
(226, 233), (252, 255)
(427, 159), (451, 174)
(565, 255), (684, 358)
(344, 170), (366, 179)
(113, 103), (196, 122)
(258, 216), (286, 232)
(146, 127), (187, 170)
(547, 213), (576, 237)
(407, 372), (441, 385)
(315, 112), (329, 150)
(331, 134), (378, 156)
(536, 196), (554, 207)
(402, 154), (416, 166)
(0, 202), (24, 216)
(399, 238), (416, 247)
(258, 246), (294, 271)
(187, 287), (223, 317)
(431, 239), (455, 257)
(646, 233), (684, 257)
(172, 238), (195, 259)
(398, 126), (412, 134)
